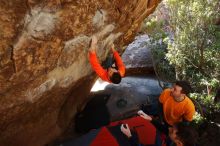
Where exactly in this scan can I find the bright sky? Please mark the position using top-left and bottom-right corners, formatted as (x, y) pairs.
(90, 78), (110, 92)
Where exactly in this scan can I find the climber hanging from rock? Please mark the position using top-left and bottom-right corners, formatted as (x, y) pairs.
(88, 35), (125, 84)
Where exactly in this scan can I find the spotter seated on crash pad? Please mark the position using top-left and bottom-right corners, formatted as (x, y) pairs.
(61, 111), (197, 146)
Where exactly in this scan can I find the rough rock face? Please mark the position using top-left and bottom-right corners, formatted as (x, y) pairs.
(0, 0), (161, 146)
(122, 35), (154, 75)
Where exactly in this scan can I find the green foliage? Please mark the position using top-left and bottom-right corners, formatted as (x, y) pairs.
(150, 41), (176, 84)
(193, 112), (205, 125)
(144, 0), (220, 121)
(165, 0), (220, 93)
(192, 92), (218, 106)
(144, 17), (168, 40)
(164, 0), (220, 120)
(145, 16), (176, 84)
(191, 92), (220, 121)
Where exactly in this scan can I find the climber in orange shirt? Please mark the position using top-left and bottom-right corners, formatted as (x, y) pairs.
(88, 36), (125, 84)
(159, 81), (196, 126)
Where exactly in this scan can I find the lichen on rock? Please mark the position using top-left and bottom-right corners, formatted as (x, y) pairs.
(0, 0), (161, 146)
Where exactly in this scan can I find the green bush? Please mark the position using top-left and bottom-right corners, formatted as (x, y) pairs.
(145, 16), (176, 86)
(145, 0), (220, 121)
(165, 0), (220, 91)
(165, 0), (220, 120)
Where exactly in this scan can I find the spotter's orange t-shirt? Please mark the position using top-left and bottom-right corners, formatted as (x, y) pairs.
(159, 89), (195, 126)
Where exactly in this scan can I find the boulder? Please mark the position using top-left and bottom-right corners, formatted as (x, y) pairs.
(0, 0), (161, 146)
(122, 35), (154, 76)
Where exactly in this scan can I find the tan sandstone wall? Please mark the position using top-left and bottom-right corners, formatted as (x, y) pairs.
(0, 0), (161, 145)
